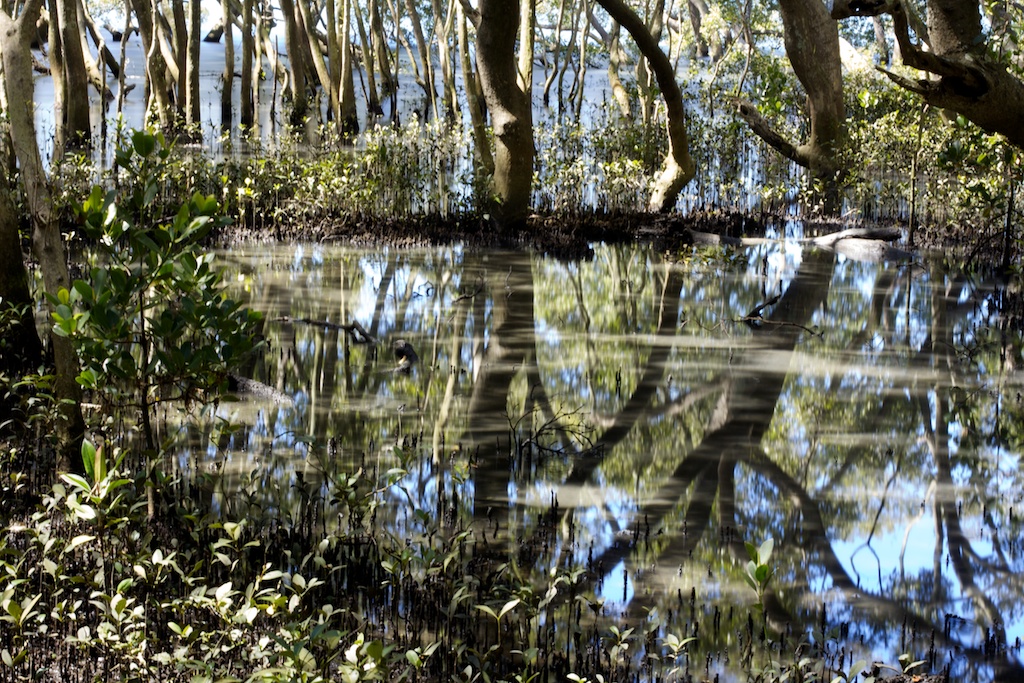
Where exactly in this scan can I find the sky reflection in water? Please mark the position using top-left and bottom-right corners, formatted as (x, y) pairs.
(192, 240), (1024, 681)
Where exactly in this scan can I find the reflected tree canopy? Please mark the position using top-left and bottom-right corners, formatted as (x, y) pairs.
(181, 242), (1024, 681)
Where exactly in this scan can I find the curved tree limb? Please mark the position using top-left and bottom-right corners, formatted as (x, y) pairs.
(594, 0), (696, 211)
(835, 0), (1024, 149)
(733, 98), (805, 165)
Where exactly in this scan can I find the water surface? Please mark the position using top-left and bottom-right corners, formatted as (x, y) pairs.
(183, 240), (1024, 681)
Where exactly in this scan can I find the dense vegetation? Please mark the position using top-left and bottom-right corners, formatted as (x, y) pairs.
(1, 0), (1023, 678)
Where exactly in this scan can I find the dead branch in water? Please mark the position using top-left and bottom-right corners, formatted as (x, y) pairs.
(274, 316), (377, 343)
(684, 226), (912, 262)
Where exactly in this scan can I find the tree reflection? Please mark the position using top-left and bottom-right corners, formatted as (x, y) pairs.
(201, 242), (1024, 681)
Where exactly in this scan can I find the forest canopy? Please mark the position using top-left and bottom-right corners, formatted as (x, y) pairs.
(0, 0), (1018, 229)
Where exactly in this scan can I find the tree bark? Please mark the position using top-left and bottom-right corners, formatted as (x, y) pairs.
(325, 0), (343, 126)
(185, 0), (202, 128)
(777, 0), (845, 176)
(239, 0), (254, 128)
(0, 108), (41, 369)
(55, 0), (91, 150)
(0, 0), (86, 471)
(369, 0), (396, 95)
(170, 0), (188, 111)
(48, 0), (67, 154)
(221, 0), (235, 132)
(279, 0), (312, 126)
(457, 0), (493, 175)
(432, 0), (458, 119)
(596, 0), (696, 211)
(606, 21), (632, 118)
(340, 0), (359, 131)
(474, 0), (535, 224)
(131, 0), (174, 129)
(296, 0), (334, 125)
(354, 2), (383, 116)
(403, 0), (436, 110)
(79, 0), (122, 80)
(540, 0), (566, 106)
(832, 0), (1024, 150)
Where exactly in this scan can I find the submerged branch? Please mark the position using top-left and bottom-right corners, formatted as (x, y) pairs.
(685, 226), (913, 262)
(274, 316), (377, 343)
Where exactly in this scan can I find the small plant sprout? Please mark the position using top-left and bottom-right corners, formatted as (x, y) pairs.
(476, 597), (521, 646)
(743, 537), (775, 609)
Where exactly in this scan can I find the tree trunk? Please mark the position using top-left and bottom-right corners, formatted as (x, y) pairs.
(0, 109), (41, 370)
(403, 0), (436, 111)
(56, 0), (91, 149)
(873, 15), (890, 65)
(572, 0), (587, 119)
(369, 0), (396, 95)
(354, 3), (383, 116)
(297, 0), (334, 124)
(79, 0), (123, 81)
(633, 0), (664, 128)
(928, 0), (982, 55)
(132, 0), (174, 129)
(596, 0), (696, 211)
(540, 0), (566, 106)
(0, 0), (86, 472)
(185, 0), (202, 129)
(170, 0), (188, 112)
(832, 0), (1024, 150)
(239, 0), (254, 128)
(457, 1), (493, 176)
(340, 0), (359, 131)
(279, 0), (312, 126)
(431, 0), (458, 119)
(75, 0), (114, 101)
(687, 0), (709, 58)
(221, 0), (235, 132)
(475, 0), (535, 224)
(778, 0), (845, 177)
(325, 0), (343, 126)
(606, 21), (632, 118)
(48, 0), (68, 154)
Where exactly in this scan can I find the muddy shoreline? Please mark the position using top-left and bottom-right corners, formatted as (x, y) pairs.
(212, 208), (1007, 264)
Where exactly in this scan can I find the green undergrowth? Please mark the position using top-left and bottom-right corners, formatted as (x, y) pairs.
(46, 81), (1023, 254)
(1, 438), (933, 683)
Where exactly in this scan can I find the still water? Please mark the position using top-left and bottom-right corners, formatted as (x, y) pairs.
(184, 240), (1023, 681)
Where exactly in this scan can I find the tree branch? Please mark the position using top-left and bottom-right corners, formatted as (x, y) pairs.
(733, 98), (808, 167)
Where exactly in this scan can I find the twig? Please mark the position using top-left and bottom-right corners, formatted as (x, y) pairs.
(274, 316), (377, 343)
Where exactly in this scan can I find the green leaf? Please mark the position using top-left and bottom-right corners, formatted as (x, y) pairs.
(64, 535), (96, 554)
(131, 130), (156, 157)
(498, 598), (521, 619)
(850, 659), (866, 678)
(744, 541), (758, 563)
(758, 538), (774, 563)
(215, 582), (233, 602)
(61, 473), (91, 493)
(81, 440), (97, 481)
(364, 639), (383, 662)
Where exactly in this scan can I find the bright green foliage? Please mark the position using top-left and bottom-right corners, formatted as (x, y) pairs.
(49, 130), (263, 447)
(743, 537), (774, 609)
